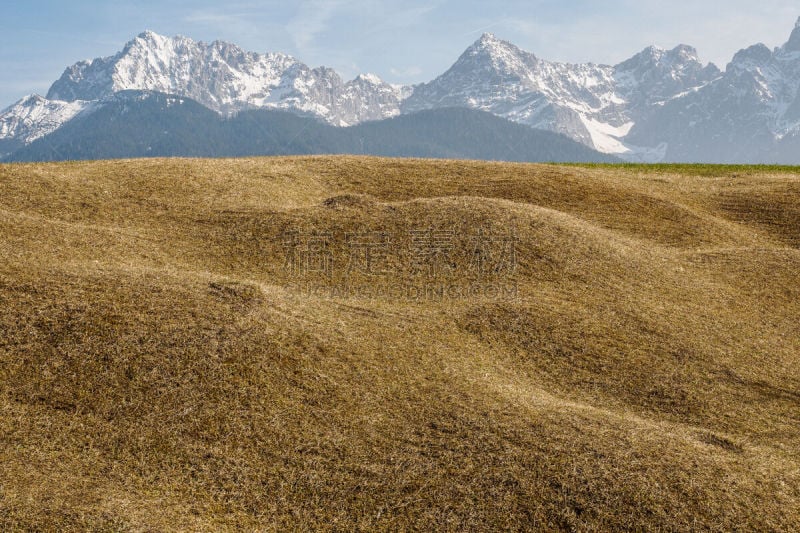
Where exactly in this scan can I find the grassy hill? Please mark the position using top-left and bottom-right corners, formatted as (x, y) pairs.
(0, 156), (798, 531)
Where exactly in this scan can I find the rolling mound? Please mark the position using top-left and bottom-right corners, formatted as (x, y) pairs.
(0, 157), (798, 531)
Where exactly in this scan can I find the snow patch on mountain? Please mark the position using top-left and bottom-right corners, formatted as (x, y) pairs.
(46, 30), (408, 126)
(4, 19), (800, 163)
(402, 33), (720, 160)
(579, 116), (667, 162)
(0, 95), (95, 143)
(580, 117), (632, 153)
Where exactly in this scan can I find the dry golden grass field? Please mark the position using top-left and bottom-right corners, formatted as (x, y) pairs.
(0, 156), (799, 531)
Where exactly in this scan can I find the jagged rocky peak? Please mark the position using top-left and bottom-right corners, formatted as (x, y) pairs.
(7, 17), (800, 163)
(459, 32), (537, 71)
(44, 30), (407, 124)
(472, 32), (504, 50)
(671, 44), (700, 59)
(127, 30), (203, 52)
(132, 29), (168, 46)
(353, 73), (385, 86)
(614, 43), (721, 106)
(0, 93), (95, 143)
(616, 44), (715, 74)
(731, 18), (800, 63)
(783, 16), (800, 51)
(19, 94), (47, 106)
(730, 43), (773, 67)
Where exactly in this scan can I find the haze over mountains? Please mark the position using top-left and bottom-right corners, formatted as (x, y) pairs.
(3, 18), (800, 163)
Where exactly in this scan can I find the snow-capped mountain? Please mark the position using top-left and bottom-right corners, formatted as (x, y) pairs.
(626, 17), (800, 162)
(0, 95), (95, 144)
(402, 33), (721, 161)
(3, 19), (800, 163)
(46, 30), (406, 126)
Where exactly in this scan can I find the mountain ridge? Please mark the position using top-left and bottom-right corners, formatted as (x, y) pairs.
(44, 30), (406, 126)
(3, 90), (618, 163)
(2, 20), (800, 163)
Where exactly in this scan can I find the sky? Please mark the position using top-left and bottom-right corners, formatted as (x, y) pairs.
(1, 1), (799, 106)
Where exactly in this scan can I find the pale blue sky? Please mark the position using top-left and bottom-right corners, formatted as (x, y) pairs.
(1, 1), (799, 106)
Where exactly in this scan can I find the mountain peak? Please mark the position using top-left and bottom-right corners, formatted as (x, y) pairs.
(639, 45), (667, 62)
(354, 73), (384, 85)
(125, 30), (175, 56)
(21, 94), (46, 105)
(732, 42), (773, 65)
(45, 30), (408, 123)
(617, 43), (704, 72)
(671, 44), (699, 58)
(1, 94), (43, 115)
(786, 17), (800, 51)
(13, 27), (800, 164)
(461, 32), (536, 69)
(135, 29), (167, 43)
(470, 32), (516, 53)
(1, 94), (94, 144)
